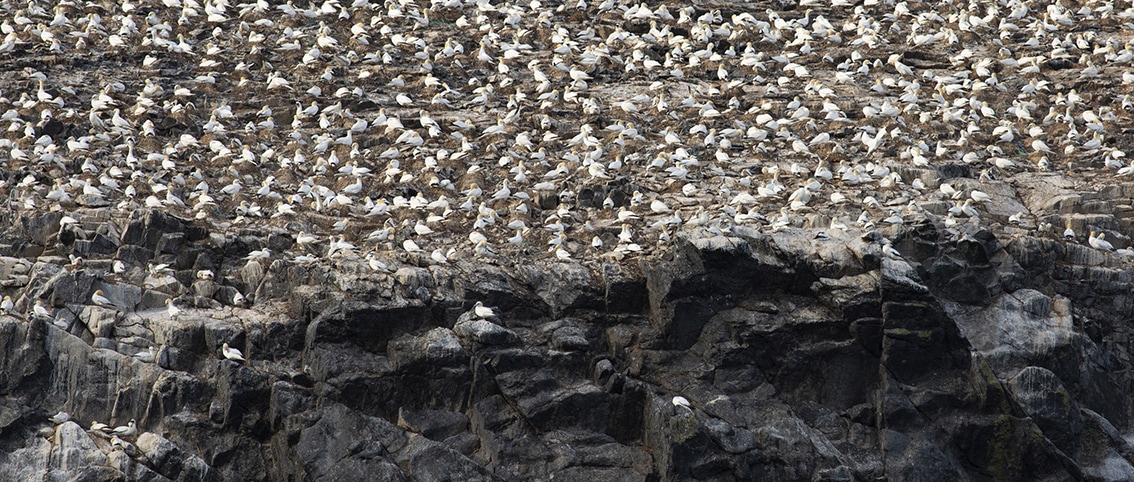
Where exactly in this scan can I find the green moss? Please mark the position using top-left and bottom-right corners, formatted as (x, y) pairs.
(976, 359), (1012, 413)
(986, 415), (1046, 481)
(986, 415), (1021, 481)
(1056, 386), (1072, 414)
(670, 414), (700, 443)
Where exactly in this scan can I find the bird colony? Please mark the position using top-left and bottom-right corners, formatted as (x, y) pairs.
(2, 0), (1134, 274)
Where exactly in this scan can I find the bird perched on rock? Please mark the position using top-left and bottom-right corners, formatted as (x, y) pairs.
(472, 301), (496, 319)
(112, 419), (137, 438)
(166, 299), (181, 319)
(1063, 221), (1076, 241)
(882, 241), (903, 258)
(32, 300), (50, 319)
(91, 290), (113, 308)
(134, 346), (157, 363)
(110, 434), (140, 457)
(221, 343), (246, 362)
(671, 396), (691, 410)
(0, 296), (13, 314)
(1089, 231), (1114, 251)
(89, 420), (110, 434)
(48, 411), (70, 424)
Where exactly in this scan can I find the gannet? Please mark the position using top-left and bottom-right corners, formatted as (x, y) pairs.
(33, 300), (50, 318)
(134, 346), (156, 363)
(882, 242), (903, 258)
(112, 420), (137, 437)
(1089, 231), (1114, 251)
(221, 343), (246, 362)
(473, 301), (495, 318)
(91, 290), (113, 307)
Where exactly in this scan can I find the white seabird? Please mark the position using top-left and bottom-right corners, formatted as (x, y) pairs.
(89, 421), (110, 433)
(33, 300), (50, 318)
(1089, 231), (1114, 251)
(473, 301), (496, 319)
(91, 290), (113, 308)
(221, 343), (246, 362)
(112, 419), (137, 437)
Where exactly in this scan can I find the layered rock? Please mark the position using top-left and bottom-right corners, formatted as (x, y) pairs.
(0, 198), (1133, 480)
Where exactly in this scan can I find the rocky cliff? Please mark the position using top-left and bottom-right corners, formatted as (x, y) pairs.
(2, 195), (1134, 481)
(4, 0), (1134, 478)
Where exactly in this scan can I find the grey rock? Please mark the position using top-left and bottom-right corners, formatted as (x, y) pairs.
(135, 432), (218, 481)
(116, 245), (155, 266)
(397, 408), (468, 441)
(5, 170), (1134, 482)
(702, 417), (756, 454)
(47, 422), (109, 477)
(396, 434), (493, 481)
(21, 212), (64, 246)
(1007, 366), (1082, 451)
(388, 328), (467, 370)
(453, 316), (520, 346)
(296, 404), (407, 481)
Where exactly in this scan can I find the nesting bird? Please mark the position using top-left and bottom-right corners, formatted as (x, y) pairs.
(0, 0), (1130, 358)
(91, 290), (114, 308)
(112, 420), (137, 438)
(221, 343), (246, 362)
(671, 396), (691, 410)
(472, 301), (496, 319)
(32, 300), (50, 319)
(1089, 231), (1114, 251)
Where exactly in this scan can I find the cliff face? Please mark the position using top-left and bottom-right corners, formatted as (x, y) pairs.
(1, 203), (1133, 481)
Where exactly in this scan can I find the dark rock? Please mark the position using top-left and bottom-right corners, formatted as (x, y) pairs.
(388, 328), (467, 370)
(702, 417), (755, 454)
(214, 362), (270, 432)
(135, 432), (219, 482)
(4, 179), (1134, 482)
(156, 232), (185, 255)
(116, 245), (155, 265)
(397, 408), (468, 441)
(295, 404), (407, 481)
(129, 210), (205, 248)
(70, 232), (119, 257)
(305, 301), (430, 353)
(453, 314), (520, 346)
(397, 434), (494, 481)
(21, 212), (63, 246)
(0, 318), (46, 394)
(496, 368), (610, 433)
(1006, 366), (1082, 451)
